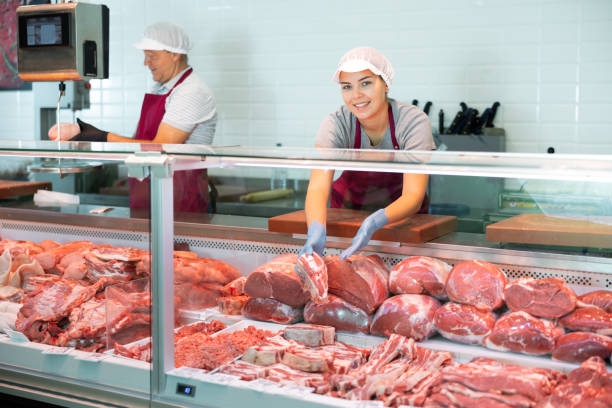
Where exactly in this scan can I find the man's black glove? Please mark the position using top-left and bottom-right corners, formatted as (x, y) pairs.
(72, 118), (108, 142)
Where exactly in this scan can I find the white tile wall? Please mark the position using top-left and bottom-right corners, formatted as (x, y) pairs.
(1, 0), (612, 155)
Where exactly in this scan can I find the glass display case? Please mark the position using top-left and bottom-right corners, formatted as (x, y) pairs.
(0, 140), (610, 408)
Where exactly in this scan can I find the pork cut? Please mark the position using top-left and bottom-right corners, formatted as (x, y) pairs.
(282, 323), (335, 347)
(504, 277), (577, 319)
(303, 294), (371, 334)
(446, 259), (506, 311)
(294, 252), (328, 303)
(433, 301), (496, 345)
(265, 363), (331, 393)
(241, 297), (303, 324)
(559, 306), (612, 335)
(174, 282), (225, 310)
(223, 276), (247, 296)
(325, 254), (388, 314)
(552, 331), (612, 363)
(577, 290), (612, 313)
(244, 254), (310, 307)
(216, 295), (249, 315)
(174, 256), (240, 286)
(484, 311), (564, 355)
(281, 345), (334, 372)
(218, 360), (267, 381)
(389, 256), (451, 298)
(370, 294), (440, 341)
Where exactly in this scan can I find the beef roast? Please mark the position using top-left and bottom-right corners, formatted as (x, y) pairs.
(389, 256), (451, 298)
(244, 254), (310, 307)
(370, 294), (440, 341)
(446, 260), (506, 311)
(504, 277), (576, 319)
(241, 297), (303, 324)
(433, 301), (496, 345)
(577, 290), (612, 313)
(559, 307), (612, 335)
(304, 294), (371, 334)
(325, 254), (388, 314)
(552, 332), (612, 363)
(295, 252), (328, 303)
(484, 311), (564, 355)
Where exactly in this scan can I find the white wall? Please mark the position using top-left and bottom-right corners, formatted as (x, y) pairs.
(2, 0), (612, 154)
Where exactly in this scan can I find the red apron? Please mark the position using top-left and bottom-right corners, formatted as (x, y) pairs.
(129, 68), (209, 213)
(331, 104), (428, 212)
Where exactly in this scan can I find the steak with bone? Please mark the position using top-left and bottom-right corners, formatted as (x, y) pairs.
(504, 277), (577, 319)
(216, 295), (249, 315)
(433, 301), (496, 345)
(484, 311), (564, 355)
(446, 259), (506, 311)
(552, 331), (612, 363)
(389, 255), (451, 298)
(303, 294), (371, 334)
(218, 360), (267, 381)
(281, 345), (334, 372)
(282, 323), (335, 347)
(370, 294), (440, 341)
(577, 289), (612, 313)
(559, 306), (612, 335)
(294, 252), (328, 303)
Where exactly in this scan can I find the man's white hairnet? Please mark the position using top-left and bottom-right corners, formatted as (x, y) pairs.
(332, 47), (394, 88)
(134, 22), (192, 54)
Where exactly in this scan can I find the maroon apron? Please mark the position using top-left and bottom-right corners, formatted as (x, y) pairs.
(129, 68), (209, 213)
(331, 104), (428, 212)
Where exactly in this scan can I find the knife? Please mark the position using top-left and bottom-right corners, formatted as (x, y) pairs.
(454, 108), (474, 134)
(438, 109), (444, 134)
(412, 99), (419, 106)
(460, 102), (468, 112)
(445, 110), (465, 134)
(486, 101), (500, 127)
(461, 109), (479, 134)
(423, 101), (432, 116)
(474, 108), (491, 135)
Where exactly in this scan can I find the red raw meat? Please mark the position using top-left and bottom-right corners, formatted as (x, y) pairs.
(325, 254), (388, 314)
(242, 297), (303, 324)
(219, 360), (266, 380)
(223, 276), (247, 296)
(304, 294), (371, 334)
(281, 345), (334, 372)
(174, 256), (240, 285)
(0, 285), (22, 302)
(282, 323), (335, 347)
(552, 332), (612, 363)
(446, 260), (506, 311)
(318, 341), (370, 374)
(244, 254), (310, 307)
(265, 363), (331, 394)
(559, 306), (612, 335)
(84, 252), (138, 283)
(389, 256), (451, 298)
(216, 295), (249, 315)
(433, 301), (496, 345)
(174, 282), (225, 310)
(370, 294), (440, 341)
(484, 311), (564, 355)
(242, 341), (287, 366)
(295, 252), (328, 303)
(504, 277), (577, 319)
(578, 290), (612, 313)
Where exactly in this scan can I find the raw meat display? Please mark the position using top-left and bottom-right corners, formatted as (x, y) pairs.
(578, 289), (612, 313)
(303, 294), (371, 334)
(244, 254), (310, 307)
(388, 256), (450, 298)
(552, 332), (612, 363)
(265, 363), (331, 393)
(216, 295), (249, 315)
(325, 254), (388, 314)
(484, 311), (564, 355)
(174, 282), (225, 310)
(218, 360), (266, 381)
(370, 294), (440, 341)
(559, 306), (612, 335)
(446, 259), (506, 311)
(536, 356), (612, 408)
(504, 277), (577, 319)
(282, 323), (335, 347)
(281, 345), (334, 372)
(242, 297), (303, 324)
(242, 336), (295, 366)
(224, 276), (247, 296)
(433, 301), (496, 345)
(174, 256), (240, 285)
(294, 252), (328, 303)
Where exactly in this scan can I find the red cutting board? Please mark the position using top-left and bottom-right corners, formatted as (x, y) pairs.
(0, 180), (51, 199)
(268, 208), (457, 243)
(486, 213), (612, 249)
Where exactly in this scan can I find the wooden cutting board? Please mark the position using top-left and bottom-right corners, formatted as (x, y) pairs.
(0, 180), (51, 199)
(268, 208), (457, 243)
(486, 213), (612, 249)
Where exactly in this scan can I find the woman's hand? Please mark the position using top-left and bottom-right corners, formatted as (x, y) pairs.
(48, 123), (80, 141)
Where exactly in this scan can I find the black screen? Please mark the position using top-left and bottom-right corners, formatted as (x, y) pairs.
(19, 13), (70, 47)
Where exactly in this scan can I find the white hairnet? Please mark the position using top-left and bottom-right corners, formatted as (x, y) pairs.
(133, 22), (192, 54)
(332, 47), (394, 88)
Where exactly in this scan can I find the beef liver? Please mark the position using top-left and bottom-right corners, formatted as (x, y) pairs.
(325, 254), (388, 314)
(244, 254), (310, 307)
(241, 297), (303, 324)
(370, 294), (440, 341)
(484, 311), (564, 355)
(433, 301), (496, 345)
(446, 260), (506, 311)
(389, 256), (451, 298)
(577, 290), (612, 313)
(559, 307), (612, 335)
(504, 277), (576, 319)
(304, 294), (371, 334)
(552, 332), (612, 363)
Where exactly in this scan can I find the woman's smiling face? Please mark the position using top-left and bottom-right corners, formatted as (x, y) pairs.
(339, 69), (389, 122)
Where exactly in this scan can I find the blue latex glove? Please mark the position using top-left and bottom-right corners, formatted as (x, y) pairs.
(298, 221), (326, 257)
(340, 209), (388, 259)
(298, 221), (325, 256)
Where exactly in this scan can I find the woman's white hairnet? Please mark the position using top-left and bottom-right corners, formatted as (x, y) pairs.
(332, 47), (394, 88)
(134, 22), (192, 54)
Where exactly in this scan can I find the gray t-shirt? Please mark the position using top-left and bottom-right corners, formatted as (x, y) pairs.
(153, 67), (217, 145)
(315, 99), (435, 151)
